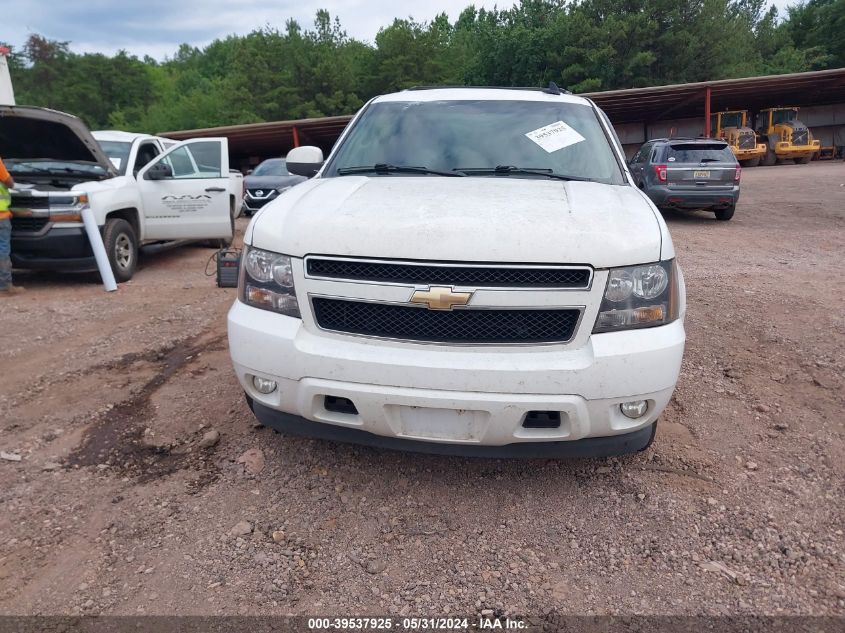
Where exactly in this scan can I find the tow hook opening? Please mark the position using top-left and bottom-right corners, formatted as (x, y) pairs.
(522, 411), (562, 429)
(324, 395), (359, 416)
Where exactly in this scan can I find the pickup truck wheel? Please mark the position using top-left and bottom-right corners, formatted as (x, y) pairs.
(715, 205), (735, 221)
(103, 218), (138, 282)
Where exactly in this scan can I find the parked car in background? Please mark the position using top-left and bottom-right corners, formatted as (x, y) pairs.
(1, 106), (238, 283)
(228, 86), (687, 458)
(242, 158), (306, 216)
(629, 138), (740, 221)
(95, 131), (244, 218)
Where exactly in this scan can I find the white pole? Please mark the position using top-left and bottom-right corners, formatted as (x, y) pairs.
(0, 47), (15, 106)
(81, 207), (117, 292)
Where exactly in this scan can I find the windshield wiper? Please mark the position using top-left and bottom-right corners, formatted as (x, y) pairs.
(454, 165), (593, 181)
(337, 164), (464, 177)
(8, 164), (52, 174)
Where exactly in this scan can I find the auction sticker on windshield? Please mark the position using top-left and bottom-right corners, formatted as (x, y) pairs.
(525, 120), (585, 153)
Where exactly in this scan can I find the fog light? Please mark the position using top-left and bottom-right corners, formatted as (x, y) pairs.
(620, 400), (648, 419)
(252, 376), (277, 394)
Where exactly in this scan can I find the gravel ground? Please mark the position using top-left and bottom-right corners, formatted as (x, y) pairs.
(0, 162), (843, 619)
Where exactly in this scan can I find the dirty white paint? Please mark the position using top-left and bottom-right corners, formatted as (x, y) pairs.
(251, 176), (662, 269)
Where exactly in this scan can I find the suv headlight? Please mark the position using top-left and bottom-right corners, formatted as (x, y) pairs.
(240, 246), (300, 317)
(593, 260), (679, 332)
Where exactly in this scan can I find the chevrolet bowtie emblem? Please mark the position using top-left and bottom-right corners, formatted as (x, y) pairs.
(410, 286), (473, 310)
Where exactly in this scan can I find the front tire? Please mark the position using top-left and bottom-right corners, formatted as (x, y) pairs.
(761, 146), (777, 166)
(741, 157), (761, 168)
(715, 205), (735, 221)
(103, 218), (138, 282)
(637, 421), (658, 452)
(795, 155), (811, 165)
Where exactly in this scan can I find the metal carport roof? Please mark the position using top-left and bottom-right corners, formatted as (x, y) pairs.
(583, 68), (845, 124)
(162, 68), (845, 161)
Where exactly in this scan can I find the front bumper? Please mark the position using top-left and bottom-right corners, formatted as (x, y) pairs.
(774, 141), (821, 158)
(732, 145), (766, 160)
(11, 225), (97, 272)
(647, 185), (739, 210)
(248, 397), (657, 457)
(228, 301), (685, 454)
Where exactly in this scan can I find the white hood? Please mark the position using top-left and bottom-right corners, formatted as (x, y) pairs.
(249, 176), (663, 268)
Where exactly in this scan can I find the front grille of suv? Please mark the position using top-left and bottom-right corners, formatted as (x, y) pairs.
(306, 258), (591, 288)
(311, 297), (580, 344)
(245, 189), (278, 209)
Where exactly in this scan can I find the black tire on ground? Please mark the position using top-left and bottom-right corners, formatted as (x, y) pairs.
(795, 155), (812, 165)
(637, 421), (658, 452)
(715, 205), (735, 221)
(741, 157), (761, 168)
(103, 218), (138, 283)
(761, 146), (777, 166)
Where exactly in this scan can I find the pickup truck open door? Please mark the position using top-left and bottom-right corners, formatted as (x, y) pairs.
(136, 138), (233, 241)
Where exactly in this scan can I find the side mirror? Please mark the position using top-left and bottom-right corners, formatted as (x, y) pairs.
(286, 146), (324, 178)
(246, 169), (253, 175)
(145, 162), (173, 180)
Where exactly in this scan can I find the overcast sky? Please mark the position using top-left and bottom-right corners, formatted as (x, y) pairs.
(4, 0), (796, 61)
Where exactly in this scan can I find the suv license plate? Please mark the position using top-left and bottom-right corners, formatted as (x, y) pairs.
(694, 170), (710, 178)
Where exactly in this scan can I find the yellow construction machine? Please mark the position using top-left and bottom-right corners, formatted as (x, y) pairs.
(711, 110), (766, 167)
(755, 107), (820, 165)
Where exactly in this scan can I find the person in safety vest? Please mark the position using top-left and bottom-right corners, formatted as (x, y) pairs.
(0, 156), (23, 295)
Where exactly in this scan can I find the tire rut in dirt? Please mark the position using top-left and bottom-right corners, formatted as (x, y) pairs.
(66, 332), (227, 490)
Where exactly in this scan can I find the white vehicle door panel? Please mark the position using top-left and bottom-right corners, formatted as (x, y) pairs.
(136, 138), (232, 241)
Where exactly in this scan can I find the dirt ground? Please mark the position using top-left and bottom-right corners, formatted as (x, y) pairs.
(0, 162), (843, 619)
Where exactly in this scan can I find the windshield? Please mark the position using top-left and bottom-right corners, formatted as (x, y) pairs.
(720, 112), (743, 128)
(253, 159), (289, 177)
(772, 109), (798, 125)
(97, 140), (131, 175)
(5, 158), (109, 177)
(666, 144), (734, 163)
(325, 99), (624, 184)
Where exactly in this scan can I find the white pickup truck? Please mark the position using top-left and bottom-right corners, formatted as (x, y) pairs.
(1, 106), (240, 282)
(229, 86), (687, 458)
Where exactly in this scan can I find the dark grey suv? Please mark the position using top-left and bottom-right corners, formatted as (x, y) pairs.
(629, 138), (740, 221)
(242, 158), (306, 217)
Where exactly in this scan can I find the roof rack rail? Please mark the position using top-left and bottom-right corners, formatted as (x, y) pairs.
(403, 84), (572, 94)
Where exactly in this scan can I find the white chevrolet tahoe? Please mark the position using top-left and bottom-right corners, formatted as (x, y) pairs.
(2, 106), (237, 282)
(228, 87), (686, 457)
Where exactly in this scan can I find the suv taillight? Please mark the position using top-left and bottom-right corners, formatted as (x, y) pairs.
(735, 165), (741, 182)
(654, 164), (668, 182)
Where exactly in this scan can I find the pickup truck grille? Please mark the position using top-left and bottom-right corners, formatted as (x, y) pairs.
(10, 195), (51, 210)
(306, 258), (591, 288)
(312, 298), (580, 344)
(11, 217), (50, 233)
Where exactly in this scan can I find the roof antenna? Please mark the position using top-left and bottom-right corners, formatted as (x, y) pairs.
(545, 81), (562, 95)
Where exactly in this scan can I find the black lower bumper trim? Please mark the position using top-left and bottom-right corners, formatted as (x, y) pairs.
(11, 227), (98, 272)
(247, 396), (656, 458)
